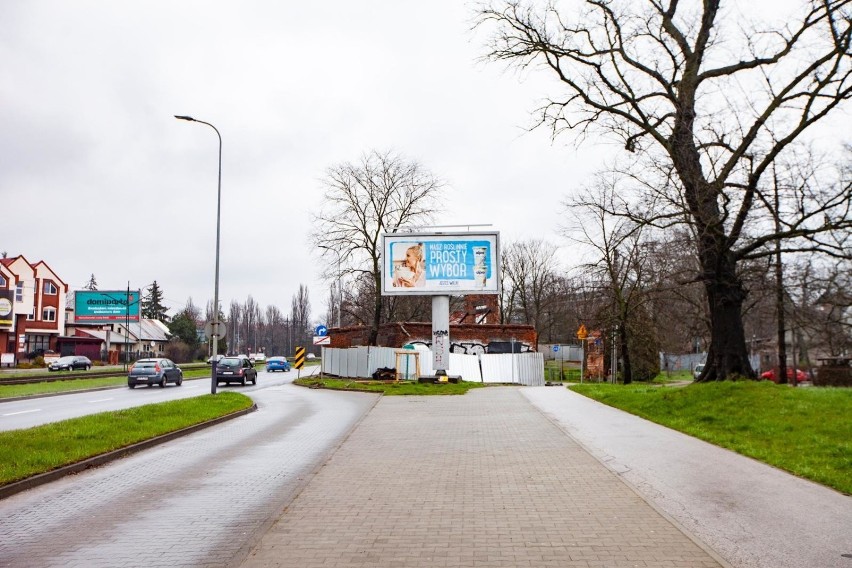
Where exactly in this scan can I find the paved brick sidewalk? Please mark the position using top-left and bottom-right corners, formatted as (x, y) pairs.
(241, 387), (724, 568)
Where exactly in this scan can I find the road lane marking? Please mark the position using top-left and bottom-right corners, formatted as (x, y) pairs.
(87, 398), (115, 403)
(3, 409), (42, 416)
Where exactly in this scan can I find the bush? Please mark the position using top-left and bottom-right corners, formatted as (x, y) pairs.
(164, 341), (192, 363)
(32, 356), (46, 368)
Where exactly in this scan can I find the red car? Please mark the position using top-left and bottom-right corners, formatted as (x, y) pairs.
(760, 368), (809, 383)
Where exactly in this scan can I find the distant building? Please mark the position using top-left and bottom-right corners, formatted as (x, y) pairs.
(0, 255), (68, 360)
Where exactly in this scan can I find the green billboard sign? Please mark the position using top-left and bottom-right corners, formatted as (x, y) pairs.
(74, 290), (141, 323)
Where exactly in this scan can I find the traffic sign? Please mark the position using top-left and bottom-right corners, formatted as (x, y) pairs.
(315, 325), (328, 337)
(204, 321), (227, 339)
(577, 324), (588, 340)
(313, 335), (330, 345)
(294, 346), (306, 369)
(552, 345), (560, 352)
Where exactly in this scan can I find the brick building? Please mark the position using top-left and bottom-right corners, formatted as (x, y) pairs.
(0, 255), (68, 360)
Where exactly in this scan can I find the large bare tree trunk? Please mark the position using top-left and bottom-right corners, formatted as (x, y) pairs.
(700, 274), (753, 381)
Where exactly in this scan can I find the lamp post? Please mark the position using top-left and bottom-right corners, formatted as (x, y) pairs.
(175, 115), (222, 395)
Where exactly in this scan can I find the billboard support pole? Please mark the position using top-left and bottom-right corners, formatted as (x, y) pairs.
(432, 295), (450, 379)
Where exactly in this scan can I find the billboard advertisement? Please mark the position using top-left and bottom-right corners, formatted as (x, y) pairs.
(0, 289), (13, 327)
(381, 232), (500, 296)
(74, 290), (141, 323)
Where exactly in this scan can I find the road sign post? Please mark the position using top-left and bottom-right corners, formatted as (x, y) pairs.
(577, 325), (588, 383)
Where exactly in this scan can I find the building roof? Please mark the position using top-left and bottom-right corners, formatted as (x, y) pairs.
(139, 319), (171, 342)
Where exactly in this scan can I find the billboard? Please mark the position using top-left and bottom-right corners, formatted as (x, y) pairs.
(0, 289), (13, 327)
(381, 231), (500, 296)
(74, 290), (141, 323)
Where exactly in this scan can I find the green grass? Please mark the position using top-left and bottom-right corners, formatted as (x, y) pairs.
(570, 381), (852, 494)
(0, 392), (253, 485)
(543, 361), (583, 382)
(0, 367), (214, 399)
(294, 377), (485, 395)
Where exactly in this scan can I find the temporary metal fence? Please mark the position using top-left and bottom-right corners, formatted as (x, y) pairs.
(321, 346), (545, 386)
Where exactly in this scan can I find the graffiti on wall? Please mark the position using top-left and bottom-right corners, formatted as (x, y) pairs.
(405, 340), (532, 355)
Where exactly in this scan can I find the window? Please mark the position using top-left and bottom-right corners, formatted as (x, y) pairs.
(16, 283), (23, 301)
(43, 281), (57, 295)
(0, 275), (6, 286)
(43, 307), (56, 322)
(27, 310), (35, 321)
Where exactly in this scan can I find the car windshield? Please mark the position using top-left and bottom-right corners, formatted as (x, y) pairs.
(268, 357), (284, 362)
(219, 358), (241, 368)
(135, 361), (157, 368)
(57, 356), (75, 363)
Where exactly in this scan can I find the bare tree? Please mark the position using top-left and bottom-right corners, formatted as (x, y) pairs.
(227, 300), (242, 355)
(242, 296), (260, 354)
(479, 0), (852, 380)
(290, 284), (311, 350)
(501, 239), (560, 331)
(310, 150), (445, 345)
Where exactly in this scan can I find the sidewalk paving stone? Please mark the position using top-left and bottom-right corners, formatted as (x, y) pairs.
(242, 387), (724, 568)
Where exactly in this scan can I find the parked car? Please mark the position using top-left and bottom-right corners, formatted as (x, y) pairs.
(48, 355), (92, 372)
(693, 363), (705, 380)
(127, 358), (183, 388)
(265, 356), (291, 372)
(760, 368), (809, 383)
(215, 356), (258, 386)
(250, 353), (267, 363)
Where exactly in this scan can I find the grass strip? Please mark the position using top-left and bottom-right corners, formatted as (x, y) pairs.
(294, 377), (485, 395)
(571, 381), (852, 495)
(0, 392), (253, 485)
(0, 368), (213, 399)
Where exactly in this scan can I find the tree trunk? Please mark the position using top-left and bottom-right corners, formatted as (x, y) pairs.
(697, 263), (755, 381)
(619, 323), (632, 385)
(369, 262), (381, 346)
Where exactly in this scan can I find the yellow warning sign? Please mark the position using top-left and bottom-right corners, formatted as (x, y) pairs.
(294, 346), (306, 369)
(577, 324), (588, 340)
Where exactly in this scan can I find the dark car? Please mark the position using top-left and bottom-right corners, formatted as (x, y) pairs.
(760, 368), (809, 383)
(128, 358), (183, 388)
(48, 355), (92, 371)
(215, 356), (257, 386)
(265, 356), (291, 372)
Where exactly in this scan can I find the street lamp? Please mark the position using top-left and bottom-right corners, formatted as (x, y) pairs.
(175, 114), (222, 395)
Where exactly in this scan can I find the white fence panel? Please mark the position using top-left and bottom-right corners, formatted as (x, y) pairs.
(418, 351), (434, 376)
(322, 348), (539, 385)
(354, 346), (369, 378)
(480, 353), (544, 385)
(346, 349), (361, 378)
(369, 347), (397, 375)
(517, 352), (544, 386)
(450, 353), (482, 382)
(480, 353), (513, 383)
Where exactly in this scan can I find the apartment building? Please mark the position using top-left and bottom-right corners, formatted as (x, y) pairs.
(0, 255), (68, 360)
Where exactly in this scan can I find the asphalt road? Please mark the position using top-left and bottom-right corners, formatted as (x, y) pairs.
(0, 371), (379, 568)
(0, 367), (320, 431)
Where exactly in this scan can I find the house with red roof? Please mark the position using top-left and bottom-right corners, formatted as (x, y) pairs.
(0, 255), (68, 362)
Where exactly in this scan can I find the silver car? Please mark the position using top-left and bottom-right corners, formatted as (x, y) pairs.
(127, 358), (183, 388)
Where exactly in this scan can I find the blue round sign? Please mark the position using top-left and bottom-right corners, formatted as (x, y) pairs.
(315, 325), (328, 337)
(552, 345), (559, 352)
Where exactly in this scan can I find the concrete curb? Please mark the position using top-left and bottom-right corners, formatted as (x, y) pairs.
(0, 403), (257, 501)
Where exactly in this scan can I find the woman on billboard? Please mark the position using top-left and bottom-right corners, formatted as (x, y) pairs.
(392, 243), (425, 287)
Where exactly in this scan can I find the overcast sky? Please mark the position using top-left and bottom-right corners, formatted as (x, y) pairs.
(2, 1), (847, 323)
